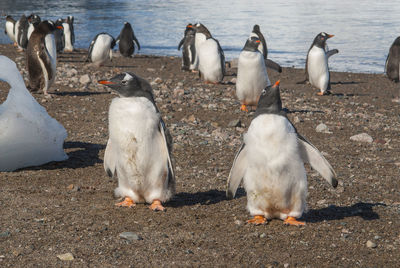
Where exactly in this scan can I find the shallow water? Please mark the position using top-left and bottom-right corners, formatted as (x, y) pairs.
(1, 0), (400, 73)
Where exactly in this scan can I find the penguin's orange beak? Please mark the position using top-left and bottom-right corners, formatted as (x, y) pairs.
(187, 25), (193, 28)
(274, 80), (280, 86)
(56, 26), (63, 29)
(327, 34), (334, 38)
(98, 80), (115, 85)
(256, 40), (260, 43)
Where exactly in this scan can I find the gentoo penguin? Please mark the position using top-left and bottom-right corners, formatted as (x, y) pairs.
(27, 14), (41, 41)
(116, 22), (141, 57)
(54, 19), (65, 52)
(195, 23), (225, 83)
(304, 32), (338, 95)
(177, 23), (196, 71)
(98, 72), (175, 211)
(227, 80), (337, 225)
(250, 24), (282, 73)
(87, 33), (116, 66)
(15, 14), (29, 51)
(26, 21), (61, 96)
(236, 36), (270, 112)
(5, 15), (17, 46)
(62, 16), (75, 52)
(385, 36), (400, 102)
(192, 23), (210, 71)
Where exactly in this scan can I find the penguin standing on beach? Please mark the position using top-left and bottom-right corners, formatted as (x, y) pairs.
(195, 23), (225, 83)
(98, 72), (175, 211)
(116, 22), (141, 57)
(54, 19), (65, 52)
(5, 15), (17, 46)
(304, 32), (338, 95)
(62, 16), (75, 52)
(385, 36), (400, 102)
(250, 24), (282, 73)
(87, 33), (116, 66)
(15, 14), (29, 51)
(227, 80), (337, 225)
(27, 14), (41, 41)
(178, 23), (196, 71)
(236, 36), (270, 112)
(26, 21), (61, 96)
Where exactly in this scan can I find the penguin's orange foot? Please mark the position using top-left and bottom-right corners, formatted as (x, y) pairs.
(16, 48), (24, 52)
(191, 70), (199, 73)
(13, 42), (18, 47)
(115, 197), (136, 207)
(247, 215), (267, 225)
(284, 216), (305, 226)
(149, 200), (165, 211)
(317, 91), (325, 96)
(240, 104), (249, 112)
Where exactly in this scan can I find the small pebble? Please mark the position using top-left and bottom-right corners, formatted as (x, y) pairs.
(57, 253), (74, 261)
(366, 240), (377, 248)
(119, 232), (143, 241)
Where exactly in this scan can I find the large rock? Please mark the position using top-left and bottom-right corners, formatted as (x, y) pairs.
(350, 133), (373, 143)
(79, 74), (91, 85)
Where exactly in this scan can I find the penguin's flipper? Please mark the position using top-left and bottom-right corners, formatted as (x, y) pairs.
(227, 143), (247, 199)
(265, 59), (282, 73)
(133, 36), (141, 50)
(87, 38), (96, 63)
(104, 138), (117, 178)
(159, 118), (175, 184)
(214, 38), (225, 76)
(326, 49), (339, 58)
(178, 37), (185, 51)
(297, 134), (338, 187)
(190, 43), (196, 64)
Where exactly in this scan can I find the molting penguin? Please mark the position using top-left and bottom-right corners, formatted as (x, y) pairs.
(54, 19), (65, 52)
(5, 15), (17, 46)
(227, 80), (337, 225)
(26, 20), (62, 96)
(98, 72), (175, 211)
(116, 22), (141, 57)
(304, 32), (338, 95)
(15, 14), (29, 51)
(236, 36), (270, 112)
(178, 23), (196, 71)
(195, 23), (225, 83)
(87, 33), (116, 66)
(250, 24), (282, 73)
(27, 14), (41, 41)
(62, 16), (75, 52)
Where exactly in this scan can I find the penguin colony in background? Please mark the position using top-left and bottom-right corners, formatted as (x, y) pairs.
(2, 15), (399, 223)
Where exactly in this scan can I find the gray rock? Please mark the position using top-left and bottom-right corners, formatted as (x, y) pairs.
(366, 240), (377, 248)
(350, 133), (373, 143)
(119, 232), (143, 241)
(316, 123), (330, 133)
(79, 74), (91, 85)
(228, 119), (241, 128)
(57, 253), (74, 261)
(66, 68), (78, 77)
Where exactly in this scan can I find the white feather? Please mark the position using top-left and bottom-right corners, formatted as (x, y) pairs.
(236, 50), (270, 105)
(198, 38), (224, 83)
(307, 46), (329, 93)
(90, 34), (114, 65)
(108, 97), (173, 203)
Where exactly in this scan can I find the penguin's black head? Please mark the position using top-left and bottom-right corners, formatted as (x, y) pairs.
(313, 32), (334, 48)
(37, 20), (61, 34)
(98, 72), (153, 98)
(243, 36), (261, 52)
(254, 80), (283, 117)
(28, 14), (41, 25)
(195, 23), (212, 38)
(185, 23), (195, 35)
(253, 24), (260, 33)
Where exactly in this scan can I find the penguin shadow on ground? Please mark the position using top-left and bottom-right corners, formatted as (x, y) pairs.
(52, 91), (110, 97)
(286, 108), (324, 114)
(19, 141), (105, 171)
(168, 188), (246, 208)
(330, 92), (371, 97)
(303, 202), (386, 223)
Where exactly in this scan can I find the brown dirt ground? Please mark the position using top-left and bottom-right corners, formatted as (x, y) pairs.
(0, 44), (399, 267)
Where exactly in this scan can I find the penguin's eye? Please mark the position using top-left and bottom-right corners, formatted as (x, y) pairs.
(261, 89), (266, 95)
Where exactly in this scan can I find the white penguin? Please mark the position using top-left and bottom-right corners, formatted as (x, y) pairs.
(227, 80), (337, 225)
(99, 72), (175, 211)
(87, 33), (116, 66)
(305, 32), (338, 95)
(0, 55), (68, 172)
(195, 23), (225, 83)
(236, 36), (270, 112)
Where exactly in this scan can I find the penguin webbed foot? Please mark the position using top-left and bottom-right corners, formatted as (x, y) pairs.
(240, 104), (249, 112)
(284, 216), (305, 226)
(115, 197), (136, 207)
(247, 215), (267, 225)
(149, 200), (166, 211)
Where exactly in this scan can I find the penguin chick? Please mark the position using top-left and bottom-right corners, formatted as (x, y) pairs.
(304, 32), (338, 95)
(98, 72), (175, 211)
(178, 23), (196, 71)
(87, 33), (116, 66)
(116, 22), (141, 57)
(26, 20), (62, 96)
(227, 80), (337, 225)
(236, 36), (270, 112)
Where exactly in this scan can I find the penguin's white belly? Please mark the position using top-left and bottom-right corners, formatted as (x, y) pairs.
(307, 47), (329, 91)
(198, 39), (223, 82)
(91, 35), (113, 64)
(109, 97), (168, 203)
(243, 114), (307, 219)
(188, 44), (195, 70)
(5, 21), (15, 42)
(193, 33), (206, 70)
(44, 34), (57, 84)
(62, 23), (73, 51)
(27, 24), (35, 41)
(236, 51), (270, 105)
(14, 21), (20, 45)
